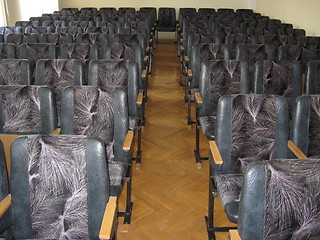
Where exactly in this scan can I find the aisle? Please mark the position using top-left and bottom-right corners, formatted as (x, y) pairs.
(117, 40), (229, 240)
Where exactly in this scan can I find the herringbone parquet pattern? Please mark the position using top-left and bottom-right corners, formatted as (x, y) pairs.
(117, 40), (234, 240)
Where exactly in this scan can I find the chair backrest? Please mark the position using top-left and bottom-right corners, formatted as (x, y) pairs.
(238, 159), (320, 240)
(0, 85), (57, 134)
(0, 27), (22, 40)
(298, 36), (320, 49)
(0, 43), (16, 59)
(0, 59), (31, 85)
(10, 134), (110, 238)
(254, 60), (302, 112)
(215, 94), (289, 175)
(6, 33), (38, 45)
(88, 59), (139, 119)
(60, 43), (98, 60)
(305, 61), (320, 94)
(61, 87), (128, 195)
(76, 33), (109, 45)
(199, 60), (250, 117)
(291, 95), (320, 157)
(261, 35), (297, 48)
(278, 45), (317, 69)
(55, 26), (83, 40)
(157, 8), (176, 30)
(40, 33), (73, 47)
(111, 33), (146, 55)
(190, 43), (231, 89)
(35, 59), (85, 125)
(18, 43), (56, 68)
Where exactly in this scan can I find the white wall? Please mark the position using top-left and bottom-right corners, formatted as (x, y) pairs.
(256, 0), (320, 36)
(59, 0), (250, 12)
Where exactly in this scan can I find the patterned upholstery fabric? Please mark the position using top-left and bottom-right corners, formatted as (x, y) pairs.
(27, 135), (88, 238)
(1, 86), (41, 133)
(264, 159), (320, 239)
(40, 59), (81, 125)
(6, 33), (38, 45)
(307, 96), (320, 157)
(41, 33), (71, 47)
(230, 95), (277, 173)
(62, 43), (91, 60)
(216, 174), (243, 208)
(110, 43), (135, 61)
(73, 87), (127, 190)
(0, 44), (16, 59)
(93, 59), (129, 90)
(0, 60), (25, 85)
(76, 33), (108, 45)
(19, 43), (55, 68)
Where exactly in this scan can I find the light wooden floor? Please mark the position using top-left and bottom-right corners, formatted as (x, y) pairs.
(117, 39), (233, 240)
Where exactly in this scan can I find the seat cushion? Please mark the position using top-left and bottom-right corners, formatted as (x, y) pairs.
(216, 174), (243, 223)
(129, 116), (139, 130)
(108, 159), (128, 196)
(199, 116), (216, 140)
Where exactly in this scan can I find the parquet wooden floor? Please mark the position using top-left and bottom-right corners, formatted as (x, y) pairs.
(117, 39), (234, 240)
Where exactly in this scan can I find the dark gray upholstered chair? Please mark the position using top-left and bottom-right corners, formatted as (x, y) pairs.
(305, 61), (320, 94)
(236, 44), (277, 90)
(18, 43), (56, 70)
(298, 36), (320, 49)
(156, 8), (176, 42)
(187, 43), (231, 125)
(261, 35), (297, 48)
(0, 85), (57, 187)
(229, 159), (320, 240)
(0, 27), (22, 40)
(0, 135), (117, 239)
(254, 60), (303, 115)
(60, 43), (98, 60)
(0, 140), (10, 238)
(291, 95), (320, 158)
(225, 34), (256, 59)
(0, 59), (31, 85)
(61, 86), (134, 226)
(278, 45), (317, 71)
(55, 26), (83, 41)
(194, 60), (250, 166)
(76, 33), (109, 45)
(0, 43), (16, 59)
(40, 33), (73, 47)
(35, 59), (85, 126)
(6, 33), (38, 45)
(206, 94), (293, 240)
(24, 26), (54, 37)
(88, 59), (143, 165)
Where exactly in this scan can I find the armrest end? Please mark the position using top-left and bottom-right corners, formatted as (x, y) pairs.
(209, 141), (223, 165)
(229, 230), (241, 240)
(123, 130), (134, 152)
(288, 140), (307, 159)
(194, 92), (203, 105)
(136, 92), (143, 105)
(187, 69), (193, 77)
(0, 194), (11, 217)
(99, 196), (117, 240)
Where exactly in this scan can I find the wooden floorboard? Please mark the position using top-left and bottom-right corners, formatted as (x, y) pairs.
(117, 39), (235, 240)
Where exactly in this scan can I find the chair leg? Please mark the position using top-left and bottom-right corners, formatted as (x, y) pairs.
(122, 163), (133, 226)
(194, 120), (208, 167)
(135, 127), (142, 169)
(187, 94), (195, 125)
(179, 63), (184, 87)
(205, 173), (216, 240)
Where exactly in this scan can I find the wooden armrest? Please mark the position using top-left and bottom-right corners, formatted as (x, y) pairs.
(52, 128), (61, 135)
(184, 56), (189, 62)
(136, 92), (143, 105)
(0, 134), (20, 176)
(142, 69), (147, 79)
(194, 92), (203, 104)
(146, 46), (150, 53)
(288, 140), (307, 159)
(123, 130), (134, 152)
(144, 56), (149, 62)
(209, 141), (224, 165)
(229, 230), (241, 240)
(179, 46), (184, 52)
(149, 38), (153, 43)
(187, 69), (193, 77)
(0, 194), (11, 217)
(99, 196), (117, 240)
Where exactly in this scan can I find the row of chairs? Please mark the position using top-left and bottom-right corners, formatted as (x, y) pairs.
(0, 85), (132, 239)
(0, 7), (157, 239)
(207, 93), (320, 240)
(176, 8), (320, 240)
